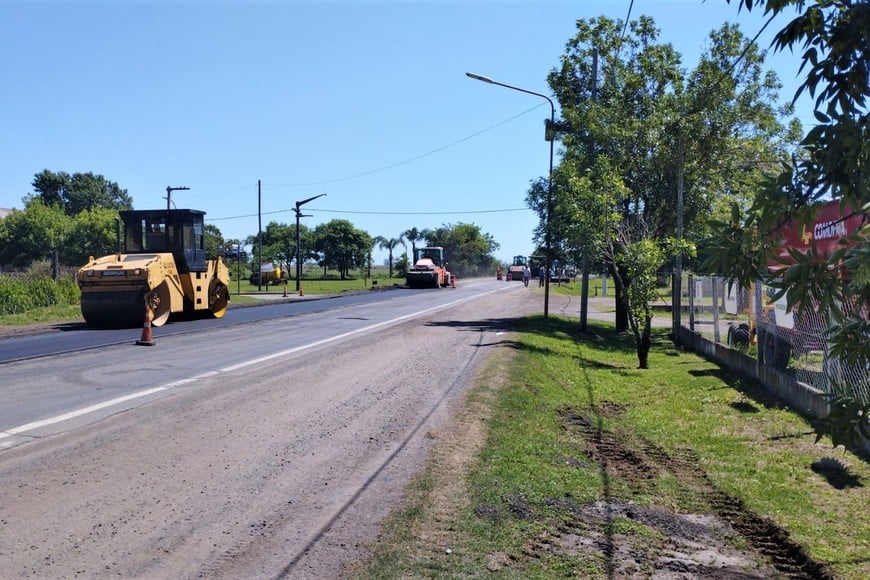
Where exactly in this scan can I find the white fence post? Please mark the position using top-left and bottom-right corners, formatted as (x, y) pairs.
(712, 276), (720, 343)
(688, 274), (695, 332)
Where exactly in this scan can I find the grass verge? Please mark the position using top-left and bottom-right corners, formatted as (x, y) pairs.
(0, 304), (83, 326)
(0, 277), (406, 328)
(355, 316), (869, 579)
(0, 294), (265, 327)
(237, 277), (405, 294)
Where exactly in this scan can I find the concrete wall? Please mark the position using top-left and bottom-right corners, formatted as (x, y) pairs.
(677, 326), (870, 455)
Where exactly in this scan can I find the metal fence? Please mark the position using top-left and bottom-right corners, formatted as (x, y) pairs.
(678, 274), (870, 398)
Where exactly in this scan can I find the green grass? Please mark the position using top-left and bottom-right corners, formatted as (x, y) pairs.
(231, 276), (405, 295)
(358, 316), (870, 579)
(545, 276), (670, 303)
(0, 303), (83, 326)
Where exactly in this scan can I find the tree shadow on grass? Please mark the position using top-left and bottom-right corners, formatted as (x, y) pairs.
(810, 458), (864, 490)
(729, 400), (761, 413)
(426, 315), (645, 361)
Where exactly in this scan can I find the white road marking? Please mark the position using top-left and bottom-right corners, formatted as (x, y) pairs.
(0, 386), (168, 439)
(0, 287), (509, 441)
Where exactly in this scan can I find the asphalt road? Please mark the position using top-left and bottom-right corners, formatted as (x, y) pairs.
(0, 278), (551, 578)
(0, 286), (433, 364)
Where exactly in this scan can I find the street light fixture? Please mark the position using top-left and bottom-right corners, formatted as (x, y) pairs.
(295, 193), (326, 292)
(165, 185), (189, 250)
(465, 72), (555, 319)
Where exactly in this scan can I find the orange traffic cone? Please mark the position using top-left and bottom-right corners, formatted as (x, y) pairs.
(451, 274), (456, 288)
(299, 283), (304, 297)
(136, 304), (155, 346)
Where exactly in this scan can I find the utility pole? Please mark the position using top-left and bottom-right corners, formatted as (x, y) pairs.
(580, 48), (598, 332)
(257, 180), (262, 291)
(295, 193), (326, 292)
(673, 133), (685, 339)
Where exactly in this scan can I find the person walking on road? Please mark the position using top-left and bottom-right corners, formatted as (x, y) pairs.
(522, 266), (531, 287)
(539, 267), (546, 287)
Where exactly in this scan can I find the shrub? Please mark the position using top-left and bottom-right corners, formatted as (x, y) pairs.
(57, 275), (80, 304)
(0, 274), (80, 315)
(27, 277), (62, 309)
(0, 277), (31, 315)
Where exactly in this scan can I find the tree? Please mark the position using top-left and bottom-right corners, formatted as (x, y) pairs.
(395, 252), (410, 276)
(62, 208), (120, 266)
(246, 221), (315, 278)
(616, 237), (664, 370)
(527, 160), (624, 283)
(261, 221), (295, 272)
(426, 223), (499, 276)
(0, 201), (70, 268)
(374, 235), (406, 278)
(710, 0), (870, 446)
(26, 170), (132, 216)
(540, 14), (797, 343)
(402, 227), (431, 257)
(607, 218), (694, 368)
(0, 171), (135, 269)
(204, 224), (224, 261)
(314, 219), (372, 279)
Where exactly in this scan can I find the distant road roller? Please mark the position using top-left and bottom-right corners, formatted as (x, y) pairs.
(406, 246), (452, 289)
(76, 209), (230, 328)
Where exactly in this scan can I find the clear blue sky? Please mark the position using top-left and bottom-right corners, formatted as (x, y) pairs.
(0, 0), (815, 265)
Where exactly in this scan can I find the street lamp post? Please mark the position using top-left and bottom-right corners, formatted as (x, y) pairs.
(165, 185), (189, 250)
(294, 194), (326, 292)
(466, 72), (555, 319)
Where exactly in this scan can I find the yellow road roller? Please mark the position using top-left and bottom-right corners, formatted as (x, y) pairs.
(76, 208), (230, 328)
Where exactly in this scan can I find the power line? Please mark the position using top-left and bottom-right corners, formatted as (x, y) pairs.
(611, 1), (777, 123)
(620, 0), (634, 43)
(209, 209), (287, 221)
(202, 104), (548, 224)
(208, 206), (530, 222)
(175, 102), (548, 209)
(306, 207), (529, 216)
(205, 6), (777, 232)
(267, 103), (545, 188)
(615, 0), (634, 62)
(682, 11), (778, 120)
(185, 183), (257, 206)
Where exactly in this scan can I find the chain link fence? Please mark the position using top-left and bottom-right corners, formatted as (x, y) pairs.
(677, 274), (870, 398)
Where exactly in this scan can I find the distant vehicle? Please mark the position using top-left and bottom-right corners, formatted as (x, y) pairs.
(222, 244), (247, 261)
(528, 255), (545, 278)
(250, 262), (285, 285)
(406, 246), (452, 288)
(508, 255), (526, 282)
(550, 268), (572, 283)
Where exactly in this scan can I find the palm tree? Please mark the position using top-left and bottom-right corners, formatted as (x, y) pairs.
(403, 227), (432, 259)
(375, 235), (406, 278)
